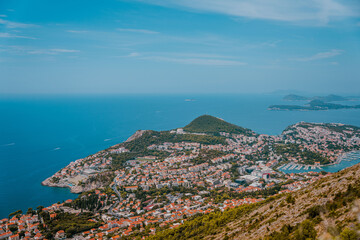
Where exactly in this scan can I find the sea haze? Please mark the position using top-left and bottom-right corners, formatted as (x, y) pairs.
(1, 94), (360, 217)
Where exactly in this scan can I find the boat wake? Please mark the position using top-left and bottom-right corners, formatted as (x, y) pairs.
(1, 143), (15, 147)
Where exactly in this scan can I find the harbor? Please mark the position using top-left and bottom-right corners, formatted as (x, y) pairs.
(278, 162), (322, 171)
(278, 150), (360, 174)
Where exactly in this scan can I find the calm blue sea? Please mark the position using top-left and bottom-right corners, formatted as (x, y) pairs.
(1, 94), (360, 218)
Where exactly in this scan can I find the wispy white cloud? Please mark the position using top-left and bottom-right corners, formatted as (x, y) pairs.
(128, 52), (141, 57)
(117, 28), (159, 34)
(0, 15), (7, 18)
(0, 46), (79, 55)
(128, 52), (246, 65)
(0, 19), (37, 28)
(148, 57), (246, 66)
(67, 30), (89, 33)
(0, 32), (36, 39)
(51, 49), (80, 53)
(295, 49), (343, 61)
(28, 49), (80, 55)
(139, 0), (358, 24)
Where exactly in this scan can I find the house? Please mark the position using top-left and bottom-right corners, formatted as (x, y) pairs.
(124, 186), (138, 191)
(33, 233), (44, 240)
(9, 234), (19, 240)
(0, 232), (12, 240)
(55, 230), (66, 240)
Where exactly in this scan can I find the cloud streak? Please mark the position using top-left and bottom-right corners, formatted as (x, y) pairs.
(149, 57), (246, 66)
(128, 52), (246, 66)
(51, 49), (80, 53)
(0, 32), (36, 39)
(117, 28), (159, 34)
(67, 30), (89, 33)
(28, 49), (80, 55)
(140, 0), (358, 24)
(0, 18), (37, 28)
(295, 49), (343, 61)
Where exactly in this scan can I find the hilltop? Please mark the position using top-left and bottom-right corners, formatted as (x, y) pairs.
(150, 162), (360, 240)
(183, 115), (254, 136)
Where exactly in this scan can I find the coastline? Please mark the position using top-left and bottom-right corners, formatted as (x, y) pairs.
(41, 173), (111, 194)
(40, 131), (143, 195)
(41, 177), (83, 193)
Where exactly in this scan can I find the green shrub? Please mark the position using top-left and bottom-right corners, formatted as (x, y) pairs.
(286, 195), (295, 204)
(340, 227), (358, 240)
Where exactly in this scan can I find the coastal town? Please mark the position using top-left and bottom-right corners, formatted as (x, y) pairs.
(3, 116), (360, 239)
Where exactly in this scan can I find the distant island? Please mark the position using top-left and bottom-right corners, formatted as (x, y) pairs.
(283, 94), (310, 101)
(283, 94), (358, 102)
(269, 94), (360, 111)
(269, 99), (360, 111)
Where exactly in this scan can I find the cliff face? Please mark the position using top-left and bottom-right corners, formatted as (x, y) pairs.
(41, 178), (105, 193)
(125, 130), (149, 142)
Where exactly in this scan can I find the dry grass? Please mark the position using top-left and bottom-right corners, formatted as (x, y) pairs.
(207, 163), (360, 240)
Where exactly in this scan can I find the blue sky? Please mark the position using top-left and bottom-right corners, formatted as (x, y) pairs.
(0, 0), (359, 94)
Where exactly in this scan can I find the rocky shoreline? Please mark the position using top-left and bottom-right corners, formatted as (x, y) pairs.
(41, 177), (84, 193)
(40, 130), (147, 194)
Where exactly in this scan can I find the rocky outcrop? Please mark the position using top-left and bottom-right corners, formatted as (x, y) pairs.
(41, 173), (111, 193)
(125, 130), (149, 142)
(41, 178), (75, 191)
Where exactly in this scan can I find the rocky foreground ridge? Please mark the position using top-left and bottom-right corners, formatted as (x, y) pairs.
(150, 162), (360, 240)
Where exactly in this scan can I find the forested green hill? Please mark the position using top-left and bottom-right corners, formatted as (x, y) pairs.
(183, 115), (254, 136)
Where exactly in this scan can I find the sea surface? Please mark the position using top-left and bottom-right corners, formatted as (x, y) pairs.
(1, 94), (360, 218)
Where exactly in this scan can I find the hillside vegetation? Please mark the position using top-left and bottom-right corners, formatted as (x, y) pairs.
(183, 115), (254, 136)
(150, 163), (360, 240)
(122, 130), (227, 152)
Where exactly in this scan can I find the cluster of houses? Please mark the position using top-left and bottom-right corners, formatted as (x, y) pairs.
(282, 122), (360, 161)
(281, 171), (331, 191)
(94, 192), (265, 238)
(0, 214), (40, 240)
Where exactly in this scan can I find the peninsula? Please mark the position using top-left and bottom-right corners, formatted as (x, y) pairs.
(3, 115), (360, 239)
